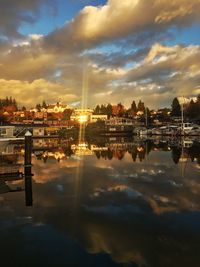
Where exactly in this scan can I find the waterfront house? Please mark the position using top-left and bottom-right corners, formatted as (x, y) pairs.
(32, 127), (45, 136)
(0, 126), (15, 139)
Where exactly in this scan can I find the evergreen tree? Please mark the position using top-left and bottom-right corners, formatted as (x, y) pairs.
(131, 100), (137, 113)
(0, 97), (18, 110)
(187, 99), (199, 119)
(42, 101), (47, 109)
(5, 97), (9, 106)
(138, 100), (145, 112)
(36, 103), (41, 111)
(100, 104), (107, 114)
(171, 97), (181, 116)
(106, 103), (113, 118)
(94, 105), (100, 115)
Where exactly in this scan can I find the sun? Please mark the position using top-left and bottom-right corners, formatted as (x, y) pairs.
(78, 115), (88, 123)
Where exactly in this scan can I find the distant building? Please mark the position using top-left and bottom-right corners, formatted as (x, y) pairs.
(30, 102), (70, 114)
(14, 111), (26, 118)
(70, 108), (94, 123)
(46, 102), (70, 113)
(0, 126), (15, 138)
(34, 112), (47, 119)
(33, 127), (45, 136)
(91, 114), (108, 122)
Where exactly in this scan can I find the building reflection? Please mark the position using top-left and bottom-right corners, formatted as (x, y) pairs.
(0, 143), (24, 194)
(1, 137), (200, 204)
(29, 136), (200, 165)
(0, 141), (33, 206)
(1, 136), (200, 266)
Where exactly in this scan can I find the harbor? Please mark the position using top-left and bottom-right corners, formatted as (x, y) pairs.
(1, 133), (200, 266)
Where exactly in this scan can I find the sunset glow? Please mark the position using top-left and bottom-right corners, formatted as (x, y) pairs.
(0, 0), (199, 109)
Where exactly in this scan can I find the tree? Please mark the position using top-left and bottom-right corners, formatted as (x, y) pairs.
(106, 103), (112, 118)
(197, 94), (200, 103)
(5, 97), (9, 106)
(116, 103), (125, 117)
(63, 109), (73, 120)
(171, 97), (181, 116)
(42, 101), (47, 109)
(131, 100), (137, 113)
(94, 105), (100, 115)
(100, 104), (107, 114)
(13, 98), (17, 109)
(36, 103), (41, 112)
(138, 100), (145, 112)
(187, 99), (199, 119)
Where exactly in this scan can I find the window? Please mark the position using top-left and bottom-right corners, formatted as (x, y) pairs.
(0, 128), (7, 136)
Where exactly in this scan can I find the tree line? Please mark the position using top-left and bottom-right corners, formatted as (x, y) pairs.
(93, 100), (147, 117)
(0, 97), (17, 109)
(171, 94), (200, 120)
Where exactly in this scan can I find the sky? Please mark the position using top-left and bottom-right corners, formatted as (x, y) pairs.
(0, 0), (200, 109)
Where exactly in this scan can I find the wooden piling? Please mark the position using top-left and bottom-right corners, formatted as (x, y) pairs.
(24, 131), (33, 206)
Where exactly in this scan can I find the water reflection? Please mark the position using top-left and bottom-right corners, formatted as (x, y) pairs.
(0, 136), (200, 266)
(31, 136), (200, 166)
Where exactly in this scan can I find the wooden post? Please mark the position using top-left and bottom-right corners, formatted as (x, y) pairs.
(24, 131), (33, 206)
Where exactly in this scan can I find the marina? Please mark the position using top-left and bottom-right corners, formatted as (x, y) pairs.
(0, 0), (200, 266)
(0, 135), (200, 266)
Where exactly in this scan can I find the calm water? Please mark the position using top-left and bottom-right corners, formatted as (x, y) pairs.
(0, 137), (200, 267)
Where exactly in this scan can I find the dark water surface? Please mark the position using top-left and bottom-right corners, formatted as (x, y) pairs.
(0, 137), (200, 267)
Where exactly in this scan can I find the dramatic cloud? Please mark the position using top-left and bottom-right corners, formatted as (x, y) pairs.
(120, 43), (200, 106)
(0, 0), (55, 39)
(0, 79), (77, 107)
(85, 48), (148, 68)
(0, 0), (200, 107)
(44, 0), (200, 51)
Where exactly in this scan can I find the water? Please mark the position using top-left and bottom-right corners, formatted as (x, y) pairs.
(0, 137), (200, 267)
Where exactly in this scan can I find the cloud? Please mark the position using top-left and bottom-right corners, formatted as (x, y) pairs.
(1, 42), (199, 108)
(114, 43), (200, 107)
(44, 0), (200, 52)
(0, 79), (77, 107)
(0, 0), (200, 108)
(1, 41), (199, 108)
(0, 0), (55, 39)
(0, 46), (58, 80)
(85, 48), (148, 68)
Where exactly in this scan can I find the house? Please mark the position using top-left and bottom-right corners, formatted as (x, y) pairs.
(46, 102), (70, 113)
(70, 108), (94, 123)
(32, 127), (45, 136)
(0, 126), (15, 138)
(91, 114), (108, 122)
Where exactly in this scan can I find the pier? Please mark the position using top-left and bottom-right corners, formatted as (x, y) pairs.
(0, 131), (33, 206)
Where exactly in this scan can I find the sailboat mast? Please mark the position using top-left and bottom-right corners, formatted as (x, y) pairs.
(181, 98), (184, 134)
(145, 107), (148, 128)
